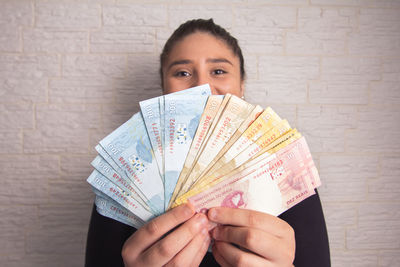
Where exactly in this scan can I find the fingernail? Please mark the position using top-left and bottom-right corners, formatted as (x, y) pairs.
(208, 208), (217, 220)
(197, 214), (208, 226)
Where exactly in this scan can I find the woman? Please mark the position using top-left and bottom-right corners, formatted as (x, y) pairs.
(85, 19), (330, 267)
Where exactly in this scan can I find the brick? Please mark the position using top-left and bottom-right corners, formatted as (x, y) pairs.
(62, 54), (126, 78)
(346, 107), (400, 153)
(60, 155), (95, 181)
(0, 103), (34, 129)
(0, 254), (84, 267)
(101, 104), (140, 132)
(347, 203), (400, 249)
(0, 205), (37, 254)
(310, 57), (381, 104)
(26, 204), (92, 254)
(0, 155), (59, 204)
(116, 85), (161, 107)
(297, 105), (357, 153)
(0, 26), (20, 52)
(252, 56), (319, 104)
(23, 29), (88, 53)
(36, 1), (100, 29)
(90, 26), (155, 53)
(311, 0), (400, 8)
(235, 6), (296, 29)
(379, 250), (400, 267)
(0, 1), (32, 27)
(247, 0), (308, 4)
(169, 5), (233, 30)
(0, 130), (22, 154)
(243, 53), (258, 81)
(232, 27), (285, 55)
(49, 78), (114, 104)
(331, 250), (378, 267)
(326, 225), (345, 250)
(49, 180), (93, 205)
(245, 80), (307, 104)
(155, 28), (174, 54)
(323, 202), (357, 227)
(368, 157), (400, 201)
(103, 4), (167, 26)
(349, 9), (400, 56)
(318, 155), (378, 201)
(24, 104), (101, 153)
(287, 7), (356, 55)
(370, 82), (400, 106)
(382, 57), (400, 82)
(0, 54), (60, 103)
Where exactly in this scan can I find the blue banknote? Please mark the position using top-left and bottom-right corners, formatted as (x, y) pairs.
(99, 112), (164, 214)
(163, 93), (210, 210)
(87, 169), (154, 221)
(91, 155), (150, 212)
(94, 190), (144, 228)
(140, 84), (212, 185)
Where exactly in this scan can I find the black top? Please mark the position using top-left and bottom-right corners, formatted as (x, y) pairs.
(85, 190), (330, 267)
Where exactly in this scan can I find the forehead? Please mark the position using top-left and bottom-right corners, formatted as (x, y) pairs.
(165, 32), (239, 63)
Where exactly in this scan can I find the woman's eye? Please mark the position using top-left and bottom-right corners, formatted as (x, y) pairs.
(213, 69), (226, 75)
(174, 71), (191, 77)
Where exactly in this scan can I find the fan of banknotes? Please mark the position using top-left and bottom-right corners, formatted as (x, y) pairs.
(87, 84), (321, 228)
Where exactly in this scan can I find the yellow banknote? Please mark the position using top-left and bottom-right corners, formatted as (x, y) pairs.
(183, 95), (255, 189)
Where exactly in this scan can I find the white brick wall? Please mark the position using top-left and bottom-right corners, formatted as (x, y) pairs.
(0, 1), (399, 266)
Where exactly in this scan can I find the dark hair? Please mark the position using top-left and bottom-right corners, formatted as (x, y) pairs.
(160, 18), (245, 87)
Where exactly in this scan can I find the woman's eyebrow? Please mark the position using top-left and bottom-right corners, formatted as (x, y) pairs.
(167, 59), (192, 70)
(206, 58), (233, 65)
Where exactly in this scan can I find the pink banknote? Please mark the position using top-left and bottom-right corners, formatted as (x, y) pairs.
(188, 137), (320, 217)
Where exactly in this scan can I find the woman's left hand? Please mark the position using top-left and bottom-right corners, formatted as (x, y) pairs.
(208, 207), (295, 267)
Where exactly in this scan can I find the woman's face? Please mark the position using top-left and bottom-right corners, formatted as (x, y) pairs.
(162, 32), (244, 97)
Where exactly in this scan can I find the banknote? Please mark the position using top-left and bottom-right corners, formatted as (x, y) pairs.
(140, 84), (212, 184)
(184, 137), (318, 216)
(176, 128), (301, 203)
(202, 119), (292, 182)
(87, 170), (154, 221)
(207, 105), (264, 170)
(169, 95), (224, 207)
(99, 112), (164, 214)
(199, 107), (281, 181)
(86, 88), (321, 227)
(91, 155), (150, 212)
(94, 190), (144, 228)
(176, 94), (232, 199)
(163, 93), (210, 209)
(186, 95), (255, 188)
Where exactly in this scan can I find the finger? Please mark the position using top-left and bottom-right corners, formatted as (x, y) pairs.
(208, 207), (293, 238)
(212, 225), (291, 261)
(123, 203), (195, 258)
(212, 243), (231, 267)
(165, 228), (210, 267)
(140, 213), (208, 266)
(190, 230), (211, 267)
(214, 241), (272, 267)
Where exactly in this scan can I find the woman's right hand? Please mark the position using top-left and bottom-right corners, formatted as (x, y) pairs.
(122, 203), (210, 267)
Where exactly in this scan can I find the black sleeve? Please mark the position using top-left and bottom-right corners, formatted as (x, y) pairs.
(279, 190), (331, 267)
(85, 190), (330, 267)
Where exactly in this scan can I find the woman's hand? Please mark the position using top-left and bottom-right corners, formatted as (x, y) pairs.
(208, 207), (295, 267)
(122, 203), (210, 267)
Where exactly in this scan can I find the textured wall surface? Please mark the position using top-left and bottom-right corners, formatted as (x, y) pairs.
(0, 0), (399, 266)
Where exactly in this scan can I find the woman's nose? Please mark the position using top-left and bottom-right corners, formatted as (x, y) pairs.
(193, 73), (218, 94)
